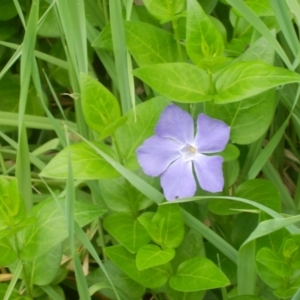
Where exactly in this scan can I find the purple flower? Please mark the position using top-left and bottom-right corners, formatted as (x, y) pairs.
(136, 104), (230, 201)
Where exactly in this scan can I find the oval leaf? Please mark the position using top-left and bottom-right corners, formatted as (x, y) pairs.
(256, 247), (293, 277)
(143, 0), (185, 22)
(136, 244), (175, 270)
(80, 73), (121, 137)
(125, 21), (183, 66)
(153, 204), (185, 248)
(105, 245), (168, 289)
(103, 213), (151, 253)
(186, 0), (224, 63)
(215, 61), (300, 104)
(20, 198), (106, 260)
(169, 256), (229, 292)
(133, 63), (212, 103)
(40, 142), (119, 179)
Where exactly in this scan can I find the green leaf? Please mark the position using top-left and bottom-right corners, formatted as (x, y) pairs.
(256, 261), (285, 289)
(105, 245), (169, 288)
(282, 238), (299, 259)
(169, 256), (230, 291)
(0, 75), (44, 132)
(23, 243), (62, 286)
(115, 96), (170, 169)
(217, 144), (240, 161)
(38, 3), (60, 37)
(0, 0), (17, 20)
(139, 204), (185, 249)
(171, 229), (205, 270)
(244, 0), (274, 16)
(274, 287), (299, 299)
(92, 23), (113, 51)
(40, 142), (120, 179)
(165, 285), (205, 300)
(0, 177), (26, 230)
(133, 64), (212, 103)
(103, 213), (151, 253)
(206, 89), (276, 144)
(125, 21), (183, 66)
(136, 244), (175, 270)
(209, 179), (281, 215)
(0, 237), (17, 266)
(153, 204), (185, 248)
(142, 0), (185, 22)
(20, 198), (106, 260)
(0, 284), (28, 300)
(98, 171), (156, 212)
(186, 0), (224, 64)
(80, 73), (121, 137)
(230, 296), (264, 300)
(214, 61), (300, 103)
(256, 247), (293, 277)
(86, 261), (146, 300)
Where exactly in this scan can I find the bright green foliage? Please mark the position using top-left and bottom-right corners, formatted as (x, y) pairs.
(206, 90), (276, 144)
(0, 284), (29, 300)
(22, 244), (63, 286)
(256, 234), (300, 298)
(80, 73), (124, 139)
(86, 261), (146, 300)
(20, 197), (106, 260)
(40, 142), (120, 179)
(0, 237), (17, 266)
(3, 0), (300, 298)
(138, 204), (185, 249)
(186, 0), (224, 67)
(98, 172), (156, 213)
(125, 21), (184, 66)
(133, 64), (212, 103)
(142, 0), (185, 22)
(136, 244), (175, 270)
(209, 179), (281, 215)
(0, 177), (26, 231)
(214, 61), (300, 103)
(105, 245), (169, 288)
(103, 213), (151, 253)
(169, 256), (230, 291)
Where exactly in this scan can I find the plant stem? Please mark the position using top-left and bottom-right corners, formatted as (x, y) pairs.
(172, 18), (184, 61)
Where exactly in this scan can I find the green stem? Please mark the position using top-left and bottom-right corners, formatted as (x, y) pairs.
(111, 134), (138, 217)
(101, 0), (109, 24)
(172, 18), (184, 61)
(13, 234), (32, 298)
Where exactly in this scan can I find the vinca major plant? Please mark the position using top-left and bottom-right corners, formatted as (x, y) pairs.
(1, 0), (300, 299)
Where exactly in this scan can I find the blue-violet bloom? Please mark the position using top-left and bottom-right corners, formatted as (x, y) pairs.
(136, 104), (230, 201)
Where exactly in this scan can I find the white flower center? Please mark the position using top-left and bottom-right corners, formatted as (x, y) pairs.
(180, 144), (197, 161)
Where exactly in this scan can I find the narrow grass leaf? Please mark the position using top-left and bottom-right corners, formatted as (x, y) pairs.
(247, 119), (289, 180)
(16, 0), (39, 211)
(40, 286), (65, 300)
(226, 0), (292, 69)
(109, 0), (132, 113)
(66, 133), (91, 300)
(3, 260), (22, 300)
(270, 0), (299, 57)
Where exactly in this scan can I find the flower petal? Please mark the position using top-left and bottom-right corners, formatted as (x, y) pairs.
(193, 154), (224, 193)
(136, 136), (182, 176)
(194, 114), (230, 153)
(155, 104), (194, 144)
(161, 158), (196, 201)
